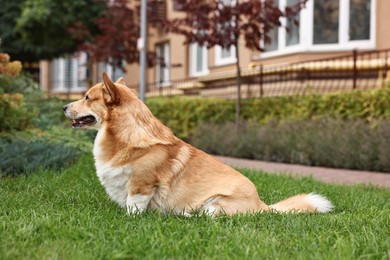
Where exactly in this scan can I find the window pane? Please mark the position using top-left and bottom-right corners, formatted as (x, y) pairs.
(221, 47), (232, 59)
(349, 0), (371, 40)
(64, 59), (73, 90)
(51, 60), (59, 90)
(113, 61), (125, 80)
(313, 0), (339, 44)
(156, 43), (170, 84)
(157, 44), (165, 82)
(264, 27), (278, 52)
(264, 0), (279, 52)
(286, 0), (300, 46)
(196, 44), (204, 73)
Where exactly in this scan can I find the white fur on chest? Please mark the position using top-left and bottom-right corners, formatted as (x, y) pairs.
(93, 129), (131, 208)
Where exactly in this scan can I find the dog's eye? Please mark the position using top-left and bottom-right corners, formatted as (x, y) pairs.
(85, 95), (89, 100)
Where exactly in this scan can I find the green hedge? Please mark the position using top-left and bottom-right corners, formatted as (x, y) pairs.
(0, 138), (82, 176)
(147, 88), (390, 140)
(191, 119), (390, 172)
(147, 97), (235, 139)
(0, 72), (94, 176)
(242, 88), (390, 122)
(0, 93), (36, 131)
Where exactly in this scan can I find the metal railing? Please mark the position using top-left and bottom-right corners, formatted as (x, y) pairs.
(133, 48), (390, 99)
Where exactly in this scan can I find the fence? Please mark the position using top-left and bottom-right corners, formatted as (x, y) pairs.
(137, 48), (390, 99)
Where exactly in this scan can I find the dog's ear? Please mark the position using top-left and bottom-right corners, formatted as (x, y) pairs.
(115, 77), (126, 85)
(102, 72), (120, 105)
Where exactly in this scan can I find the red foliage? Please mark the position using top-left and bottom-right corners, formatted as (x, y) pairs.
(164, 0), (307, 51)
(69, 0), (157, 72)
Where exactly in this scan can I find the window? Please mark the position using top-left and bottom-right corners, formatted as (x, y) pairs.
(349, 0), (371, 40)
(97, 60), (125, 82)
(190, 43), (208, 76)
(263, 0), (301, 54)
(261, 0), (375, 57)
(215, 45), (236, 66)
(264, 0), (280, 52)
(215, 0), (237, 66)
(313, 0), (339, 44)
(264, 27), (279, 52)
(50, 53), (87, 93)
(286, 0), (300, 46)
(156, 42), (170, 86)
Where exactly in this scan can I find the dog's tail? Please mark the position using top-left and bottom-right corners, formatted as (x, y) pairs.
(268, 193), (333, 213)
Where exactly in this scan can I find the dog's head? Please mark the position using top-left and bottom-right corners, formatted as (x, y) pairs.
(63, 72), (135, 130)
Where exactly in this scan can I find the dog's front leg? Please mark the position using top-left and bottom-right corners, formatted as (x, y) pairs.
(126, 193), (154, 214)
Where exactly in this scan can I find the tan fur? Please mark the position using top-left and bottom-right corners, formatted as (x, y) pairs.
(64, 73), (333, 216)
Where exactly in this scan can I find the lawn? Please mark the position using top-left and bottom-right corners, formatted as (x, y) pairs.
(1, 154), (389, 259)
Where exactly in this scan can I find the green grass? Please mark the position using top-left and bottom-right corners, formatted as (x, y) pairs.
(1, 154), (389, 259)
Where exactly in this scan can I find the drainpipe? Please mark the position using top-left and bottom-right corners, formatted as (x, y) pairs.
(139, 0), (148, 102)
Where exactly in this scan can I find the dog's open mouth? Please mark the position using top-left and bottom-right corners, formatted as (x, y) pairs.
(72, 115), (96, 128)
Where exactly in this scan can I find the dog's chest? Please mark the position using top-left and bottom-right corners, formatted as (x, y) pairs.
(93, 132), (131, 208)
(94, 160), (131, 208)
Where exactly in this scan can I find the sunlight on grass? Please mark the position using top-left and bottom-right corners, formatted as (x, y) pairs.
(1, 154), (389, 259)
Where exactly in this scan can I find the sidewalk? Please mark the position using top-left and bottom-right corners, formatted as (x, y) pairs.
(214, 156), (390, 189)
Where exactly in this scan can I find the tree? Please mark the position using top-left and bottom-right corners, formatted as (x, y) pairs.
(0, 0), (105, 63)
(69, 0), (161, 74)
(164, 0), (307, 123)
(0, 0), (31, 61)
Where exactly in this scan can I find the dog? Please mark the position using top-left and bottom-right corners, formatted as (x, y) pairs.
(63, 73), (333, 216)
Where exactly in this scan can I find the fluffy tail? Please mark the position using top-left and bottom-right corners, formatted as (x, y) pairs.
(269, 193), (333, 213)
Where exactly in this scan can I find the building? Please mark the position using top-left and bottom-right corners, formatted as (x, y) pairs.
(40, 0), (389, 98)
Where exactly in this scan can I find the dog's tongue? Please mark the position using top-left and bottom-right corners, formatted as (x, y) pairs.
(71, 116), (95, 128)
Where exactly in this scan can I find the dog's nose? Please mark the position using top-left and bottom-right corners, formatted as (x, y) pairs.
(63, 105), (68, 112)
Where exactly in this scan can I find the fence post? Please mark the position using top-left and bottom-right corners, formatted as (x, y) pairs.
(259, 65), (263, 97)
(385, 50), (388, 88)
(352, 49), (358, 89)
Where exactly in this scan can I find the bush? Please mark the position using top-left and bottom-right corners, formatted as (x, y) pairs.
(0, 93), (36, 131)
(0, 138), (82, 177)
(0, 73), (39, 95)
(191, 119), (390, 172)
(30, 95), (72, 129)
(0, 53), (92, 176)
(242, 88), (390, 123)
(147, 97), (235, 140)
(148, 88), (390, 140)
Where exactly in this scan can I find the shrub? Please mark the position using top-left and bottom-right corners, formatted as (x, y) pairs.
(0, 93), (36, 131)
(0, 138), (82, 177)
(148, 88), (390, 140)
(147, 97), (235, 140)
(31, 95), (72, 129)
(191, 119), (390, 172)
(0, 66), (75, 131)
(40, 126), (95, 152)
(0, 52), (22, 78)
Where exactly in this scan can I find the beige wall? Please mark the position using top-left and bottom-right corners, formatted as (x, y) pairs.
(126, 0), (390, 87)
(39, 61), (50, 93)
(376, 0), (390, 49)
(42, 0), (389, 93)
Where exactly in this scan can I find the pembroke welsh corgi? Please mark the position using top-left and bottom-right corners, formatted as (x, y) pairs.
(63, 73), (333, 216)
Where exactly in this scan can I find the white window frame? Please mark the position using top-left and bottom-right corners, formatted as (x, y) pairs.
(190, 43), (209, 76)
(97, 63), (113, 82)
(98, 60), (126, 82)
(215, 45), (237, 66)
(50, 53), (87, 93)
(260, 0), (376, 59)
(156, 42), (170, 87)
(214, 0), (237, 66)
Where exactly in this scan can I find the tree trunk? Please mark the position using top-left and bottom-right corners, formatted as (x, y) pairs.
(234, 0), (241, 126)
(235, 41), (241, 126)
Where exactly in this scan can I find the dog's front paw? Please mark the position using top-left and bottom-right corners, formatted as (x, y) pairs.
(126, 194), (152, 215)
(126, 204), (143, 215)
